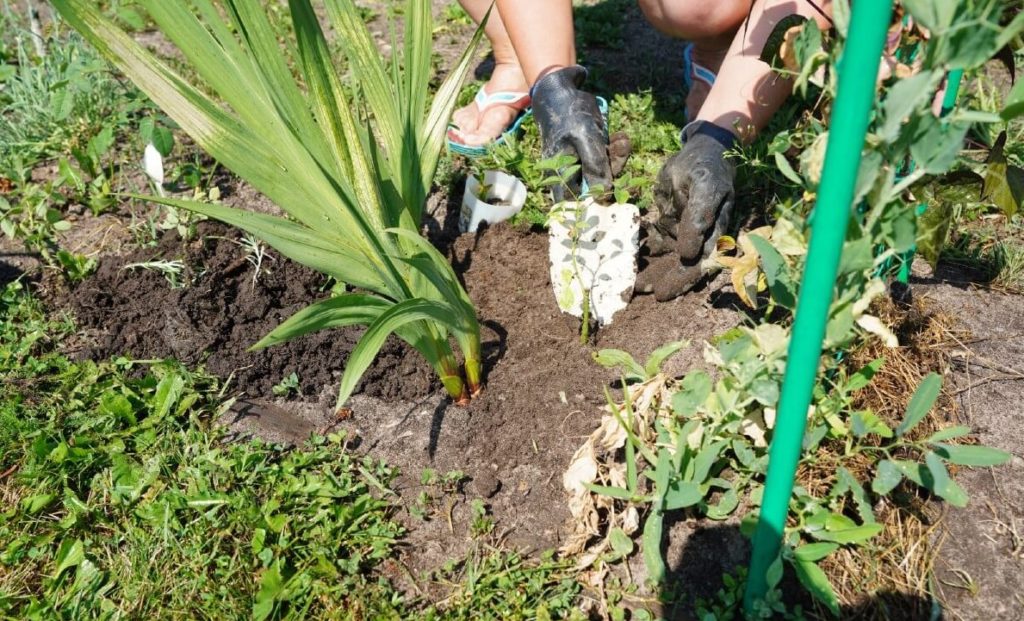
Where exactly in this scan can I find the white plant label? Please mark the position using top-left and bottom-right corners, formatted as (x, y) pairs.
(143, 143), (165, 196)
(548, 199), (640, 326)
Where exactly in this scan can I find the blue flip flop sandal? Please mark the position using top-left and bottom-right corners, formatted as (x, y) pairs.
(446, 86), (532, 158)
(682, 42), (718, 122)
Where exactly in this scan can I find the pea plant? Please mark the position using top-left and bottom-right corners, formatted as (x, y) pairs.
(53, 0), (487, 408)
(565, 0), (1022, 616)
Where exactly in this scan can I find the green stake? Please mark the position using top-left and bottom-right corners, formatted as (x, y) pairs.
(743, 0), (894, 612)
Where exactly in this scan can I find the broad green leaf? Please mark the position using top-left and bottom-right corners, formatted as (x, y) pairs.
(834, 467), (876, 525)
(706, 487), (739, 520)
(846, 358), (883, 392)
(253, 562), (285, 621)
(872, 460), (903, 495)
(765, 555), (784, 590)
(1002, 78), (1024, 120)
(609, 528), (635, 558)
(915, 200), (954, 269)
(900, 0), (955, 31)
(749, 234), (797, 310)
(672, 371), (712, 416)
(664, 481), (703, 510)
(592, 349), (645, 378)
(793, 559), (840, 617)
(931, 443), (1011, 467)
(152, 373), (185, 418)
(793, 542), (838, 562)
(54, 538), (85, 578)
(924, 451), (969, 507)
(908, 115), (970, 175)
(879, 71), (942, 143)
(896, 373), (942, 437)
(851, 411), (893, 439)
(642, 449), (671, 585)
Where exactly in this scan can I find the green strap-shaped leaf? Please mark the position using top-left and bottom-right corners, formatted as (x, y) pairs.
(335, 299), (462, 409)
(895, 373), (942, 437)
(130, 195), (390, 293)
(252, 294), (391, 350)
(288, 0), (387, 224)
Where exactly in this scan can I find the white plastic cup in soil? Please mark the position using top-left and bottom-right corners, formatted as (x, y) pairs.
(460, 170), (527, 233)
(548, 199), (640, 326)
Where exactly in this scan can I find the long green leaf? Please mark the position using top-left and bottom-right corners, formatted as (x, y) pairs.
(252, 294), (392, 350)
(336, 299), (463, 408)
(130, 195), (390, 292)
(895, 373), (942, 437)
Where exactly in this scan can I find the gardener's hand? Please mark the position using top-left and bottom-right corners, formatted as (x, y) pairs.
(637, 121), (737, 301)
(531, 65), (611, 202)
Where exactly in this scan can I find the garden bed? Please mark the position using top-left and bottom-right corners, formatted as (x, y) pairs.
(41, 194), (744, 582)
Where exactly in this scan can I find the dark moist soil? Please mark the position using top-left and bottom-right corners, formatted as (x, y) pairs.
(52, 220), (435, 402)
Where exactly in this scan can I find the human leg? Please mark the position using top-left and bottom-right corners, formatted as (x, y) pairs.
(449, 0), (530, 147)
(638, 0), (750, 120)
(697, 0), (833, 140)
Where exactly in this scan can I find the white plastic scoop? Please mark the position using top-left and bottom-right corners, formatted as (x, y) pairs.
(548, 199), (640, 326)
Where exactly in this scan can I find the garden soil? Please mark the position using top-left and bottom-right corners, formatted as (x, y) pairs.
(45, 197), (745, 589)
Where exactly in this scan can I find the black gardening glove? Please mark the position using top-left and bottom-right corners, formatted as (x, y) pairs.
(531, 65), (611, 202)
(636, 121), (737, 301)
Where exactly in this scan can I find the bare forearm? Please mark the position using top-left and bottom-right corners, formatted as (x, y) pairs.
(495, 0), (575, 85)
(698, 0), (832, 141)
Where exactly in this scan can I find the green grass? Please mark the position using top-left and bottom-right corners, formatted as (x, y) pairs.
(0, 281), (579, 619)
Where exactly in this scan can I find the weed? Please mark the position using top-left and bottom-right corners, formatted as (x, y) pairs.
(271, 371), (300, 397)
(121, 259), (187, 288)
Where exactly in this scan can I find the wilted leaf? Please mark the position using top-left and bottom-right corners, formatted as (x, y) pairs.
(856, 314), (899, 347)
(983, 132), (1024, 217)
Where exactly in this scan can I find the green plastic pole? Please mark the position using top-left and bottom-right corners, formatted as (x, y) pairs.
(941, 69), (964, 117)
(743, 0), (894, 612)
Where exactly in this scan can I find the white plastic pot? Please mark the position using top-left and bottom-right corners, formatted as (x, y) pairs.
(548, 199), (640, 326)
(460, 170), (527, 233)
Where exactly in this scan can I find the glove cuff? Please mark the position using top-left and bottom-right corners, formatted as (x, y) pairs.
(680, 120), (737, 151)
(530, 65), (588, 99)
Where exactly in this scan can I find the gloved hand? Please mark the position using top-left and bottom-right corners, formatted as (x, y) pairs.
(531, 65), (611, 202)
(637, 120), (737, 301)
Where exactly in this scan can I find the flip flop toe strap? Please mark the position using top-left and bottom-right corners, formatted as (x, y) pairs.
(683, 43), (717, 91)
(474, 86), (531, 113)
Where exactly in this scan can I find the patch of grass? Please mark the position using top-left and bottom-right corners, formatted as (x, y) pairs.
(941, 215), (1024, 293)
(0, 281), (408, 619)
(0, 281), (582, 618)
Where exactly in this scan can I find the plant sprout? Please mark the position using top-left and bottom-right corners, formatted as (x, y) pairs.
(53, 0), (486, 408)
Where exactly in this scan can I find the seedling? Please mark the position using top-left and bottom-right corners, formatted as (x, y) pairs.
(271, 372), (300, 397)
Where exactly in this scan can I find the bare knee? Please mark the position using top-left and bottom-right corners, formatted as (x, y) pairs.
(637, 0), (748, 40)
